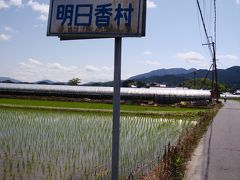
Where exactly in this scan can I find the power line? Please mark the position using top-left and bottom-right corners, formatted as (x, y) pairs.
(209, 0), (213, 36)
(196, 0), (213, 58)
(196, 2), (204, 45)
(203, 0), (206, 23)
(196, 0), (219, 100)
(213, 0), (218, 98)
(214, 0), (217, 51)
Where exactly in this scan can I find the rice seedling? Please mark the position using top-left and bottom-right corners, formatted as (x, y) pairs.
(0, 108), (196, 179)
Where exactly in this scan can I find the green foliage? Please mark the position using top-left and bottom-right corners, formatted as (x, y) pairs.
(142, 75), (188, 87)
(2, 80), (14, 83)
(171, 154), (184, 178)
(181, 78), (230, 92)
(122, 80), (135, 87)
(0, 98), (205, 113)
(122, 80), (146, 88)
(68, 78), (81, 86)
(0, 108), (196, 178)
(155, 104), (222, 180)
(129, 66), (240, 90)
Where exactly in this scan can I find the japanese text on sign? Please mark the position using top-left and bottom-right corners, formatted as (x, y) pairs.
(56, 3), (133, 27)
(47, 0), (146, 39)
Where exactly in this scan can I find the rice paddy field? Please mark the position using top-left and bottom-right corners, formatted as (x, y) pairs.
(0, 106), (197, 179)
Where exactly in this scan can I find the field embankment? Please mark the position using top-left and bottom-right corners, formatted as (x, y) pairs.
(142, 102), (222, 179)
(0, 98), (206, 117)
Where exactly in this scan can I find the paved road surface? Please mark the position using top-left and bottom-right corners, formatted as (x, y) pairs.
(185, 100), (240, 180)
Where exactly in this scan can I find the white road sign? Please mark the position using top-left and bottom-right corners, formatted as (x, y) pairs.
(47, 0), (146, 39)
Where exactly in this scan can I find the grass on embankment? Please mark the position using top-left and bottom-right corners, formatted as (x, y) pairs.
(144, 103), (222, 179)
(0, 98), (205, 116)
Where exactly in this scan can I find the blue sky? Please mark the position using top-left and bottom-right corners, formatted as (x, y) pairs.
(0, 0), (239, 83)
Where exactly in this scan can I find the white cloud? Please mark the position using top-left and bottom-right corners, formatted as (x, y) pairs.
(8, 0), (22, 7)
(33, 24), (44, 28)
(217, 54), (239, 60)
(176, 51), (205, 63)
(27, 0), (49, 21)
(28, 58), (42, 65)
(147, 0), (157, 8)
(13, 58), (113, 83)
(102, 66), (113, 71)
(0, 33), (11, 41)
(38, 14), (48, 21)
(19, 58), (43, 70)
(198, 63), (210, 69)
(16, 58), (79, 82)
(4, 26), (13, 32)
(85, 65), (100, 72)
(85, 65), (113, 73)
(0, 0), (9, 9)
(144, 60), (161, 65)
(237, 0), (240, 5)
(83, 65), (114, 82)
(27, 0), (49, 14)
(0, 0), (22, 9)
(143, 50), (153, 55)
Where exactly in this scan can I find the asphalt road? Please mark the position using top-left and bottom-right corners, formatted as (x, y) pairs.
(185, 100), (240, 180)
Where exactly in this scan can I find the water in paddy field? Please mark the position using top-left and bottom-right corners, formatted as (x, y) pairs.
(0, 108), (196, 179)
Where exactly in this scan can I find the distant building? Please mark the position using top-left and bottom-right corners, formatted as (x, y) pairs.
(234, 90), (240, 95)
(146, 82), (167, 88)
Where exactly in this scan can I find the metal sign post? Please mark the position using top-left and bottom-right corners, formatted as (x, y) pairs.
(112, 37), (122, 179)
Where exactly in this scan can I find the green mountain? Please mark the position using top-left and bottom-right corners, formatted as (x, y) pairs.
(129, 68), (197, 80)
(129, 66), (240, 91)
(181, 78), (229, 92)
(0, 77), (21, 83)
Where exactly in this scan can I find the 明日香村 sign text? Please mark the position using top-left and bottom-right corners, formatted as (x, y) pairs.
(47, 0), (146, 39)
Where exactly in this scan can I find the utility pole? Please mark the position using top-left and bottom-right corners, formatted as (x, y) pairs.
(212, 42), (219, 101)
(196, 0), (219, 101)
(203, 41), (219, 101)
(193, 72), (196, 89)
